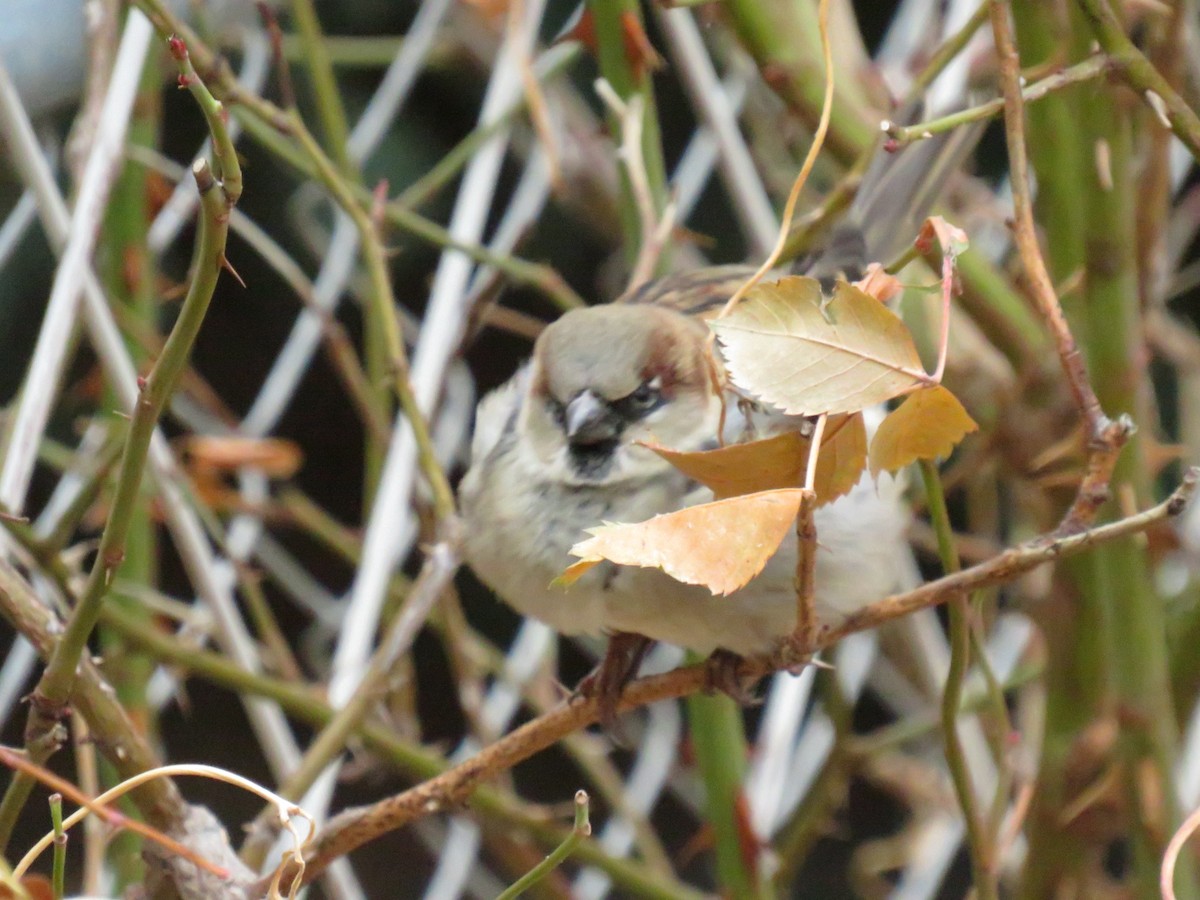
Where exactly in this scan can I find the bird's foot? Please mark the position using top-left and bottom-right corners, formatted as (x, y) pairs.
(703, 649), (762, 705)
(576, 632), (653, 728)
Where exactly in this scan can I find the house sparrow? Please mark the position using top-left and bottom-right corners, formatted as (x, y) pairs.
(459, 120), (977, 699)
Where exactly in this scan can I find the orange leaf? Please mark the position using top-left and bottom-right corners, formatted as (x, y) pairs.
(642, 412), (866, 507)
(711, 276), (930, 417)
(642, 432), (807, 501)
(566, 489), (806, 595)
(854, 263), (903, 303)
(868, 385), (978, 477)
(814, 412), (868, 505)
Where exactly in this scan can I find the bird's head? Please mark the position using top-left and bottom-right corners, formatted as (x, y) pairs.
(519, 304), (721, 486)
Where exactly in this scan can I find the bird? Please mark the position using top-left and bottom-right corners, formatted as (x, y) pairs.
(458, 117), (978, 710)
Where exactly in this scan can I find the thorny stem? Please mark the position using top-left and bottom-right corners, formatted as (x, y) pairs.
(0, 33), (235, 851)
(168, 35), (241, 206)
(287, 110), (456, 520)
(990, 0), (1131, 532)
(271, 470), (1197, 891)
(920, 459), (996, 899)
(130, 0), (585, 311)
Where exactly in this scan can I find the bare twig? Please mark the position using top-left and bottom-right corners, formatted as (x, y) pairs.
(990, 0), (1133, 532)
(595, 82), (678, 292)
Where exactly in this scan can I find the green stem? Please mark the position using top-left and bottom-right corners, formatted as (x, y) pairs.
(287, 0), (352, 173)
(684, 684), (764, 900)
(131, 0), (585, 311)
(723, 0), (874, 165)
(0, 35), (236, 850)
(29, 160), (226, 719)
(1075, 0), (1200, 162)
(907, 1), (991, 98)
(886, 54), (1111, 146)
(168, 35), (241, 205)
(278, 34), (407, 69)
(919, 459), (996, 899)
(496, 790), (591, 900)
(49, 792), (65, 900)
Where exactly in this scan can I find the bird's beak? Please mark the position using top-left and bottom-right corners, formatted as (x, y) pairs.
(564, 390), (620, 445)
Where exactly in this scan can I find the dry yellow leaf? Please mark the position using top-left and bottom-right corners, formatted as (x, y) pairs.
(641, 412), (866, 507)
(868, 384), (978, 477)
(181, 436), (303, 479)
(562, 489), (807, 596)
(814, 412), (868, 504)
(642, 431), (807, 500)
(711, 276), (931, 416)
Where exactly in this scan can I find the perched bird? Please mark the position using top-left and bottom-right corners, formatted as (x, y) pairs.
(459, 119), (977, 704)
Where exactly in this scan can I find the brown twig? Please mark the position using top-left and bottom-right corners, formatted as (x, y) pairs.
(990, 0), (1133, 532)
(260, 469), (1196, 892)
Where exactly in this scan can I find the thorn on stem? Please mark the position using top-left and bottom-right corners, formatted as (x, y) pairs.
(220, 255), (247, 288)
(167, 34), (187, 61)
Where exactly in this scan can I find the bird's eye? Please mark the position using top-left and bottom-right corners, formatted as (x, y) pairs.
(620, 380), (663, 417)
(546, 398), (566, 427)
(630, 383), (659, 407)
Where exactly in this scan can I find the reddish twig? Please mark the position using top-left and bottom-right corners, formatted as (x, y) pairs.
(0, 747), (228, 879)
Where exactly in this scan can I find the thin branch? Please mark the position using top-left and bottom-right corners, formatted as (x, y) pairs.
(990, 0), (1132, 532)
(278, 470), (1196, 890)
(884, 53), (1112, 146)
